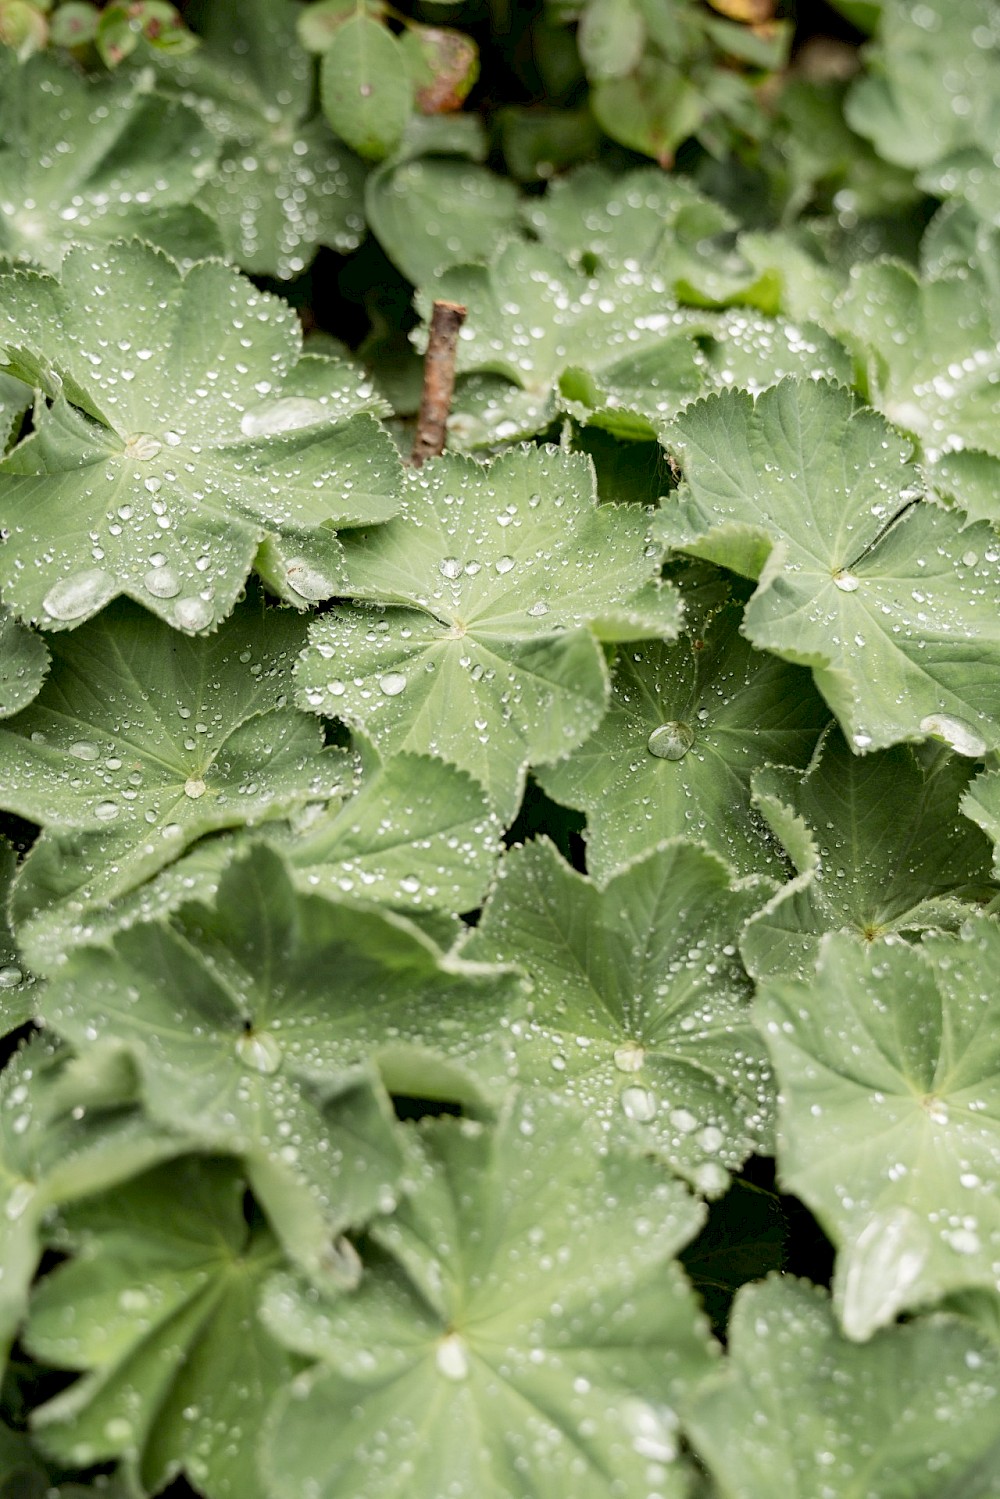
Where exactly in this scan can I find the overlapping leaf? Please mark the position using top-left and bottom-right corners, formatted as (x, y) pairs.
(961, 769), (1000, 878)
(157, 0), (366, 278)
(0, 593), (340, 964)
(757, 924), (1000, 1340)
(685, 1276), (1000, 1497)
(297, 445), (665, 818)
(0, 241), (401, 631)
(0, 838), (40, 1034)
(537, 599), (828, 883)
(464, 837), (773, 1194)
(0, 606), (47, 717)
(25, 1157), (291, 1499)
(658, 377), (1000, 756)
(260, 1094), (715, 1499)
(742, 728), (996, 979)
(0, 1035), (184, 1373)
(40, 845), (523, 1275)
(0, 51), (220, 273)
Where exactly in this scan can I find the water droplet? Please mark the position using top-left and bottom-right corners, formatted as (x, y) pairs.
(68, 740), (100, 761)
(613, 1042), (645, 1073)
(947, 1227), (981, 1256)
(0, 964), (23, 989)
(438, 556), (462, 580)
(838, 1205), (928, 1341)
(43, 569), (115, 621)
(527, 601), (549, 617)
(94, 800), (120, 821)
(692, 1161), (728, 1194)
(124, 433), (162, 460)
(647, 722), (694, 761)
(5, 1181), (35, 1220)
(620, 1086), (657, 1122)
(495, 555), (515, 574)
(378, 671), (407, 697)
(833, 571), (860, 592)
(175, 596), (214, 631)
(104, 1417), (133, 1445)
(621, 1398), (678, 1463)
(918, 714), (987, 758)
(235, 1030), (283, 1075)
(144, 566), (181, 599)
(436, 1333), (469, 1380)
(962, 549), (978, 567)
(240, 397), (326, 437)
(285, 558), (337, 601)
(184, 778), (207, 799)
(322, 1235), (363, 1289)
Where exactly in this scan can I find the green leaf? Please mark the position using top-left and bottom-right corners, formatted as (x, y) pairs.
(48, 3), (99, 47)
(260, 1094), (716, 1499)
(296, 445), (665, 818)
(697, 307), (852, 394)
(591, 58), (705, 166)
(962, 768), (1000, 877)
(25, 1157), (291, 1498)
(0, 592), (344, 968)
(320, 13), (413, 163)
(658, 377), (1000, 757)
(365, 154), (521, 285)
(464, 837), (774, 1195)
(157, 0), (367, 279)
(0, 1035), (184, 1372)
(0, 605), (47, 718)
(0, 241), (402, 632)
(421, 240), (705, 445)
(40, 844), (522, 1275)
(577, 0), (645, 81)
(742, 728), (996, 980)
(684, 1276), (1000, 1497)
(0, 53), (217, 271)
(837, 259), (1000, 524)
(757, 924), (1000, 1339)
(275, 747), (501, 915)
(0, 837), (41, 1034)
(537, 598), (828, 883)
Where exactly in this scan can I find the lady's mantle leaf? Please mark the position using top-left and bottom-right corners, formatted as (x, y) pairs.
(297, 446), (666, 818)
(658, 377), (1000, 756)
(742, 727), (997, 980)
(260, 1095), (715, 1499)
(0, 593), (340, 965)
(40, 845), (523, 1275)
(0, 606), (47, 718)
(464, 837), (773, 1195)
(0, 52), (218, 273)
(0, 838), (41, 1034)
(537, 599), (828, 884)
(0, 241), (402, 632)
(961, 769), (1000, 878)
(158, 0), (367, 279)
(757, 925), (1000, 1340)
(25, 1158), (290, 1499)
(0, 1036), (184, 1374)
(685, 1276), (1000, 1498)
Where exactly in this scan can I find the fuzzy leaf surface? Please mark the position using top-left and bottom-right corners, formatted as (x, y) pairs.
(0, 606), (48, 718)
(297, 446), (664, 818)
(0, 242), (401, 631)
(757, 925), (1000, 1340)
(537, 599), (828, 883)
(261, 1095), (715, 1499)
(742, 728), (997, 980)
(366, 154), (520, 285)
(685, 1276), (1000, 1497)
(25, 1157), (290, 1499)
(658, 377), (1000, 756)
(464, 837), (773, 1195)
(0, 838), (41, 1034)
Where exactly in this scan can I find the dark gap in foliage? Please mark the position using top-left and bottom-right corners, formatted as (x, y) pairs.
(392, 1094), (463, 1122)
(680, 1170), (788, 1341)
(0, 810), (39, 858)
(741, 1154), (837, 1287)
(503, 776), (587, 873)
(1, 1333), (77, 1430)
(0, 1022), (36, 1074)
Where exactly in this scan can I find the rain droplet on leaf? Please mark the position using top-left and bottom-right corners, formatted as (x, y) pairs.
(647, 722), (694, 761)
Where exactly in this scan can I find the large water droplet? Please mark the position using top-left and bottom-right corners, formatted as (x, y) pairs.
(240, 397), (326, 437)
(285, 558), (337, 601)
(43, 569), (115, 621)
(918, 713), (987, 758)
(833, 571), (860, 592)
(144, 566), (181, 600)
(184, 777), (207, 799)
(322, 1235), (363, 1289)
(94, 799), (120, 821)
(5, 1181), (35, 1221)
(436, 1333), (469, 1380)
(837, 1205), (928, 1341)
(613, 1042), (645, 1073)
(124, 433), (162, 460)
(175, 596), (214, 631)
(647, 722), (694, 761)
(378, 671), (407, 697)
(0, 964), (23, 989)
(620, 1086), (657, 1122)
(69, 740), (100, 761)
(235, 1030), (283, 1075)
(438, 556), (462, 580)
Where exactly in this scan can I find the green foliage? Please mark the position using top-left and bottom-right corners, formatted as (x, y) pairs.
(1, 1), (1000, 1494)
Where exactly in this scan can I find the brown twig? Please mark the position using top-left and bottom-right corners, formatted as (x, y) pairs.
(410, 299), (467, 467)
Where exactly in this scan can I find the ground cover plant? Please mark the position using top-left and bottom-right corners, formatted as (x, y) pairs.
(2, 0), (1000, 1494)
